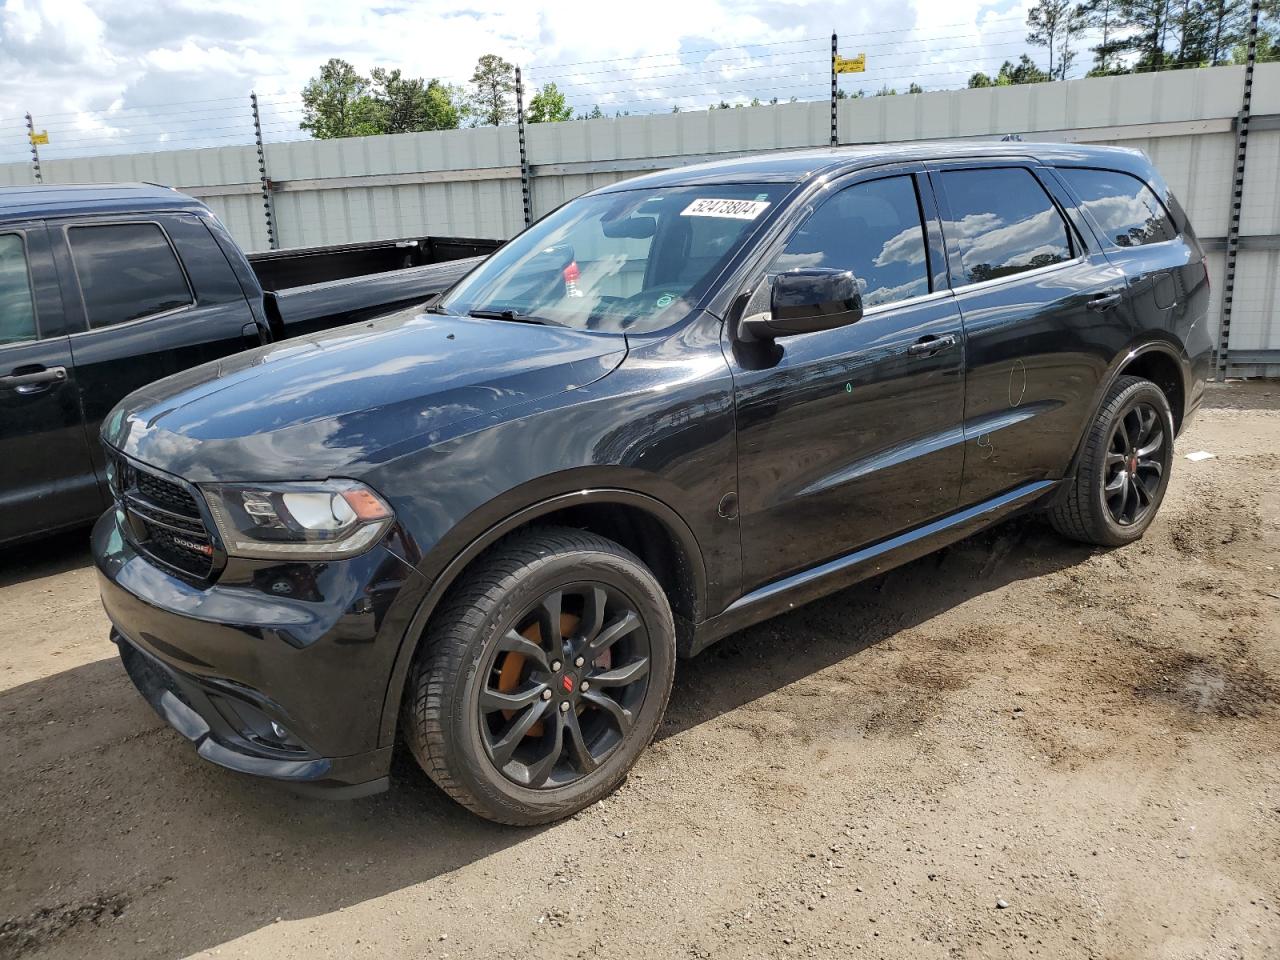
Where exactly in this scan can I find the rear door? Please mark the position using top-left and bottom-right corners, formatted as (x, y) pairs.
(0, 222), (99, 544)
(928, 160), (1130, 507)
(729, 167), (966, 592)
(55, 213), (255, 491)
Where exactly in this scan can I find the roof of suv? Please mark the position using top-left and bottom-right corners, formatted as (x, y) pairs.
(597, 141), (1151, 192)
(0, 182), (208, 221)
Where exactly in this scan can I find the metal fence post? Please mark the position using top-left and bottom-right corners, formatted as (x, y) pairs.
(24, 113), (42, 184)
(515, 67), (533, 229)
(250, 92), (278, 251)
(1214, 0), (1260, 380)
(830, 33), (838, 146)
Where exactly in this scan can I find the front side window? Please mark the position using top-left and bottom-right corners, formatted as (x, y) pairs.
(0, 234), (37, 345)
(440, 183), (790, 334)
(772, 175), (930, 309)
(68, 223), (192, 330)
(940, 167), (1073, 285)
(1057, 167), (1177, 248)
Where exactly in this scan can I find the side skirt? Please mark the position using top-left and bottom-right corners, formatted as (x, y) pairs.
(684, 479), (1058, 657)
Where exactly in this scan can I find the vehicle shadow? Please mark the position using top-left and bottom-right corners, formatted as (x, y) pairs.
(0, 516), (1092, 960)
(0, 526), (93, 589)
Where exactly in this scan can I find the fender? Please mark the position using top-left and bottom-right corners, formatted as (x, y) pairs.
(1055, 335), (1190, 494)
(375, 487), (708, 747)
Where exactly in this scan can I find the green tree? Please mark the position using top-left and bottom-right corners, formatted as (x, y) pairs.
(1199, 0), (1250, 63)
(370, 68), (462, 132)
(527, 82), (574, 122)
(1079, 0), (1128, 72)
(1001, 53), (1053, 82)
(874, 85), (898, 95)
(1028, 0), (1087, 78)
(1115, 0), (1176, 69)
(577, 104), (605, 119)
(968, 70), (997, 86)
(469, 54), (516, 126)
(299, 58), (381, 138)
(907, 82), (924, 93)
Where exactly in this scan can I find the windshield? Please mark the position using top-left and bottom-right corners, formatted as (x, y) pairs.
(439, 183), (790, 334)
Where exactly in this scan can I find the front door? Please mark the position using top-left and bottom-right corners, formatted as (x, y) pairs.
(729, 169), (966, 593)
(0, 222), (98, 544)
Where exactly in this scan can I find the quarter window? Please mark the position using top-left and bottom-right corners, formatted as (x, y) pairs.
(69, 223), (192, 330)
(1057, 167), (1177, 248)
(940, 167), (1073, 285)
(773, 175), (930, 309)
(0, 234), (37, 345)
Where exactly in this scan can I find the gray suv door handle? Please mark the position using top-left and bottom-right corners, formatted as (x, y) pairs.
(1, 365), (68, 394)
(1088, 292), (1123, 312)
(907, 333), (958, 357)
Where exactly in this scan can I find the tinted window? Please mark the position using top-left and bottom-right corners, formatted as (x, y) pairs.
(940, 168), (1072, 285)
(0, 234), (37, 346)
(69, 223), (192, 329)
(773, 176), (929, 308)
(1058, 167), (1177, 248)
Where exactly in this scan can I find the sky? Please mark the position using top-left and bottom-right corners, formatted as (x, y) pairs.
(0, 0), (1049, 164)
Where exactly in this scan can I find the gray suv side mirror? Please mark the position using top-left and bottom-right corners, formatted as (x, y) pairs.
(741, 268), (864, 340)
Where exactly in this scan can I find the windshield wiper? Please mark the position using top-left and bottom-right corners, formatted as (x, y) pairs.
(467, 308), (565, 327)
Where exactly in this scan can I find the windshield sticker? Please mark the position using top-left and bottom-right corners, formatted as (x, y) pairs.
(655, 293), (675, 307)
(680, 198), (771, 220)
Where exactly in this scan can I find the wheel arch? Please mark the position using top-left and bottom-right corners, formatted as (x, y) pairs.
(377, 488), (708, 747)
(1060, 336), (1188, 489)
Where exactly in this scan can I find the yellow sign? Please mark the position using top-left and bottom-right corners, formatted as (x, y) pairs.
(29, 130), (49, 146)
(834, 53), (866, 74)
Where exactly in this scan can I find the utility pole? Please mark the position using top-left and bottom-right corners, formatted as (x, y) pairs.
(515, 67), (533, 228)
(250, 92), (278, 250)
(25, 113), (42, 184)
(830, 32), (838, 146)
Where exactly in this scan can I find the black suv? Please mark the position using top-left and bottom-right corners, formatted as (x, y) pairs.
(94, 143), (1210, 823)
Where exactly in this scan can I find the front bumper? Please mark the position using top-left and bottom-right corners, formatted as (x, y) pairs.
(95, 507), (420, 796)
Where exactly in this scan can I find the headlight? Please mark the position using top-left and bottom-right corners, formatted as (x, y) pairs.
(201, 480), (393, 560)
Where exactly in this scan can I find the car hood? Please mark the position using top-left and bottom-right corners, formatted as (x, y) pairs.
(104, 307), (626, 482)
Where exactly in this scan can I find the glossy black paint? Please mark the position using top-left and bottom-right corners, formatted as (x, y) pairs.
(92, 143), (1210, 794)
(0, 183), (497, 547)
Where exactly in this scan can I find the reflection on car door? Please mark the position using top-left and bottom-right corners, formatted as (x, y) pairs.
(0, 222), (98, 544)
(929, 161), (1131, 507)
(728, 168), (966, 593)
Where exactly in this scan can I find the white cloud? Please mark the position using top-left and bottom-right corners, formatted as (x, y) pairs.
(0, 0), (1056, 164)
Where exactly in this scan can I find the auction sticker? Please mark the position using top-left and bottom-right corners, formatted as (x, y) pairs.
(680, 198), (771, 220)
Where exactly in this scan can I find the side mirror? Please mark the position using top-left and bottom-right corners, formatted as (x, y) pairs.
(741, 268), (863, 340)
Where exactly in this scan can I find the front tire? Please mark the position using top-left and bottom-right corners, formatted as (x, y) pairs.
(1049, 375), (1175, 547)
(403, 527), (675, 825)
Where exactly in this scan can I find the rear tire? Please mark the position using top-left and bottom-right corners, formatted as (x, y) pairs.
(402, 527), (675, 825)
(1049, 375), (1175, 547)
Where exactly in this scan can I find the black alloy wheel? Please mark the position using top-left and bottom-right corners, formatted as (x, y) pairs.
(1102, 400), (1165, 527)
(1048, 374), (1175, 547)
(403, 527), (675, 825)
(479, 583), (651, 789)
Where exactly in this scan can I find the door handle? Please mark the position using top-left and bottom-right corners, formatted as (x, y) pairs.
(1088, 292), (1123, 312)
(1, 365), (67, 394)
(907, 333), (958, 357)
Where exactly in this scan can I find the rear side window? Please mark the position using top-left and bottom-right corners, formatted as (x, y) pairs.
(773, 175), (930, 308)
(939, 167), (1073, 285)
(1057, 167), (1177, 248)
(0, 234), (37, 345)
(68, 223), (193, 330)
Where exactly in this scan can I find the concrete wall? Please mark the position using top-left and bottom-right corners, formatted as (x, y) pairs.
(2, 64), (1276, 373)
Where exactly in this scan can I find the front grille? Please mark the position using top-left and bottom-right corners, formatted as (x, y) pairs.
(109, 451), (216, 580)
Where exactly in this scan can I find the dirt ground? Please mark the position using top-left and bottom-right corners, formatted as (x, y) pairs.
(1, 381), (1277, 960)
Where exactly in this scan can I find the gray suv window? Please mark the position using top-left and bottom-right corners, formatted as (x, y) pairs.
(773, 175), (930, 309)
(69, 222), (192, 330)
(1058, 167), (1177, 248)
(0, 234), (36, 345)
(940, 167), (1072, 285)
